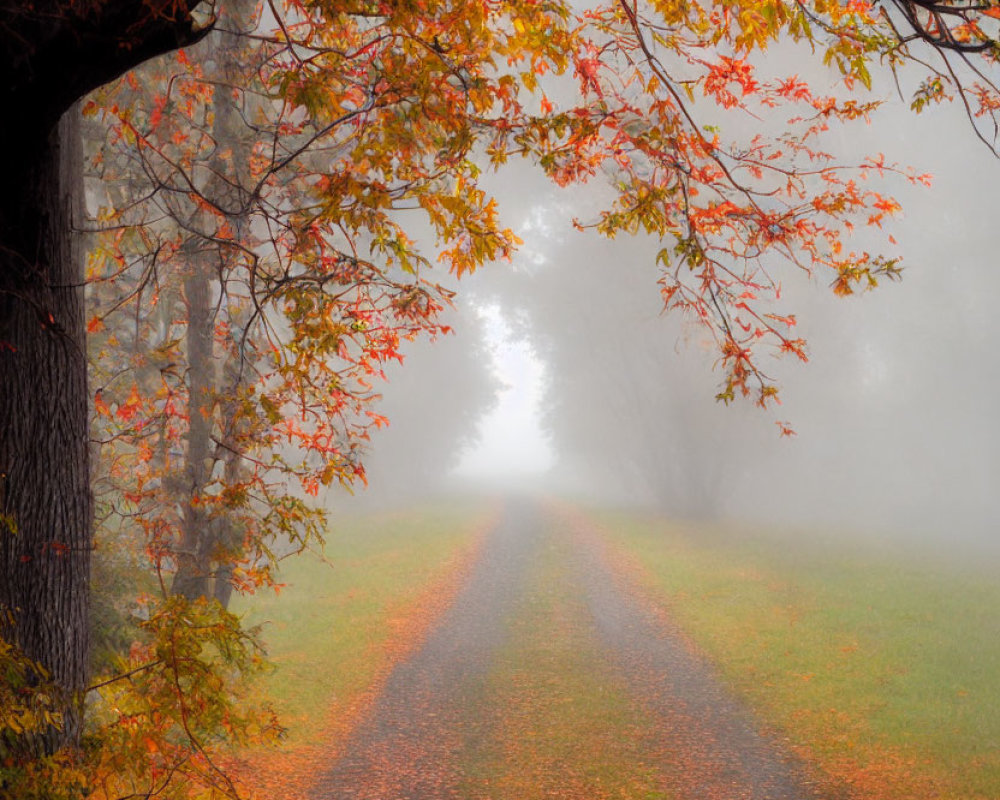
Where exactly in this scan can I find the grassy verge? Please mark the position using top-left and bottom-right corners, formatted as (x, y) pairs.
(231, 500), (495, 797)
(458, 511), (669, 800)
(591, 510), (1000, 800)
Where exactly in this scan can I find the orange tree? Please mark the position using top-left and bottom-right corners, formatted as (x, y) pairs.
(79, 1), (525, 790)
(2, 0), (999, 796)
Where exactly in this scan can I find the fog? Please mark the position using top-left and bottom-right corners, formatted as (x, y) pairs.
(344, 55), (1000, 552)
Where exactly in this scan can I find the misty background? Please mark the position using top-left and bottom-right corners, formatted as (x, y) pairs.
(343, 58), (1000, 550)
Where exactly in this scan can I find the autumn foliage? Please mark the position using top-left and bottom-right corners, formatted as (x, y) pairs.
(2, 0), (999, 796)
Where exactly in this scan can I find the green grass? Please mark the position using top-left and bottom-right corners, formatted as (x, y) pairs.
(233, 501), (491, 749)
(458, 513), (669, 800)
(592, 511), (1000, 799)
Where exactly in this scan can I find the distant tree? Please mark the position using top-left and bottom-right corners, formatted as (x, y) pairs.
(357, 304), (500, 504)
(479, 213), (740, 517)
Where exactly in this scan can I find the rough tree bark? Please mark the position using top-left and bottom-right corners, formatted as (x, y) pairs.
(0, 111), (91, 754)
(171, 250), (215, 601)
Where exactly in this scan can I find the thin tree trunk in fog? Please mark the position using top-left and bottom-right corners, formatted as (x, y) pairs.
(171, 249), (214, 601)
(211, 427), (244, 609)
(0, 109), (92, 754)
(170, 0), (252, 606)
(212, 560), (235, 608)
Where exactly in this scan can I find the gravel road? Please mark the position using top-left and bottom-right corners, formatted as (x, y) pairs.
(310, 498), (837, 800)
(569, 516), (833, 800)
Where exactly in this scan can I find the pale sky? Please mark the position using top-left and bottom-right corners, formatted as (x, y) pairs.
(452, 304), (554, 480)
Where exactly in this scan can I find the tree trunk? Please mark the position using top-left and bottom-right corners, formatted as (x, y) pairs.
(0, 0), (211, 760)
(0, 109), (92, 754)
(171, 254), (214, 601)
(213, 559), (235, 608)
(170, 0), (254, 606)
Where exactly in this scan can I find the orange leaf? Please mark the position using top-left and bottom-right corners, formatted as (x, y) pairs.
(94, 392), (111, 417)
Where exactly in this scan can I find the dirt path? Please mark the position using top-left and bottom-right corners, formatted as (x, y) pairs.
(311, 500), (541, 799)
(565, 509), (833, 800)
(310, 498), (837, 800)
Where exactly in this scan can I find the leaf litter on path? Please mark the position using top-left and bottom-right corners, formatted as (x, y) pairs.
(232, 508), (496, 800)
(305, 498), (841, 800)
(549, 502), (835, 800)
